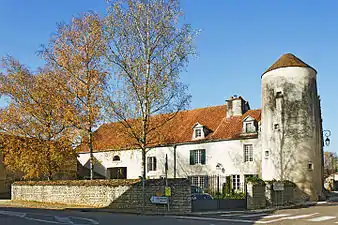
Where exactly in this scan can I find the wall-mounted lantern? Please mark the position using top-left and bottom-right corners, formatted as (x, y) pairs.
(324, 130), (331, 147)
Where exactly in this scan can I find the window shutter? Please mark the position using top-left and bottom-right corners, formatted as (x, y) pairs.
(154, 157), (157, 171)
(190, 150), (195, 165)
(201, 149), (206, 164)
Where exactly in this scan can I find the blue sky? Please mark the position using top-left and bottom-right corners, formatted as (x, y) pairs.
(0, 0), (336, 153)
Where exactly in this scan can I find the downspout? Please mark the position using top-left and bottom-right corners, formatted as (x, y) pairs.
(173, 145), (177, 178)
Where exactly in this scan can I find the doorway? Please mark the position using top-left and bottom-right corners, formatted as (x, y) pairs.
(107, 167), (127, 179)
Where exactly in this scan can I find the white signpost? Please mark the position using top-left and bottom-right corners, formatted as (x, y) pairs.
(150, 196), (168, 204)
(273, 182), (284, 191)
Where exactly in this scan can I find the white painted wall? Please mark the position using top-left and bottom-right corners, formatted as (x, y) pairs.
(78, 149), (142, 179)
(261, 66), (322, 201)
(78, 137), (261, 186)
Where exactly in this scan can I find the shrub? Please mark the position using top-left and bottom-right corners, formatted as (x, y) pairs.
(222, 176), (231, 195)
(13, 179), (140, 187)
(213, 192), (246, 200)
(246, 176), (265, 185)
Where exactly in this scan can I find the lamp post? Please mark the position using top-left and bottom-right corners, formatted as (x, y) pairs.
(216, 163), (224, 198)
(215, 163), (222, 208)
(323, 130), (331, 147)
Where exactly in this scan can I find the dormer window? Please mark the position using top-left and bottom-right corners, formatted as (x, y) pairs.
(242, 116), (257, 134)
(245, 122), (256, 133)
(192, 122), (211, 140)
(195, 129), (202, 138)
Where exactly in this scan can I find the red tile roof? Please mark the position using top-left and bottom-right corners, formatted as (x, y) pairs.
(77, 105), (261, 153)
(262, 53), (316, 76)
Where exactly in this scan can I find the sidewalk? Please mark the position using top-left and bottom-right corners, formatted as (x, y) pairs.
(1, 192), (338, 216)
(189, 201), (320, 216)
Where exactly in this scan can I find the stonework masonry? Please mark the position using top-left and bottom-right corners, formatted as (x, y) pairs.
(247, 182), (296, 210)
(12, 178), (191, 214)
(246, 183), (266, 210)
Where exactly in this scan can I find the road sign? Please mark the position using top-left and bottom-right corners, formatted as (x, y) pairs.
(273, 182), (284, 191)
(150, 196), (168, 204)
(165, 187), (171, 196)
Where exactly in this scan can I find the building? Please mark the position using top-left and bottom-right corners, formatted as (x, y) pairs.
(77, 53), (324, 201)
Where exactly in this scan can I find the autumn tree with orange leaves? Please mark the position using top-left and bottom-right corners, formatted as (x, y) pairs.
(0, 57), (78, 180)
(41, 12), (108, 180)
(102, 0), (197, 179)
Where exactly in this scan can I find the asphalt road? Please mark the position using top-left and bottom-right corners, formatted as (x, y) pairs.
(2, 203), (338, 225)
(175, 203), (338, 225)
(0, 207), (229, 225)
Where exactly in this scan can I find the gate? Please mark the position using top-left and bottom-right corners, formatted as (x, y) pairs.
(189, 175), (247, 212)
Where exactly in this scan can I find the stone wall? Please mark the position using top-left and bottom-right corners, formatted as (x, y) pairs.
(246, 183), (266, 210)
(247, 182), (296, 210)
(12, 178), (191, 214)
(265, 182), (294, 206)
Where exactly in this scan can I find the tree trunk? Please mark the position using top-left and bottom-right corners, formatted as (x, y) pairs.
(142, 148), (146, 179)
(89, 128), (94, 180)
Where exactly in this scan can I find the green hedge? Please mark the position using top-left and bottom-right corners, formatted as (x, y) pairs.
(13, 179), (140, 187)
(245, 176), (265, 185)
(264, 179), (296, 187)
(213, 192), (246, 200)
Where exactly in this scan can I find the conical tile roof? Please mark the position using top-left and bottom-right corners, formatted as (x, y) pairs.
(262, 53), (316, 76)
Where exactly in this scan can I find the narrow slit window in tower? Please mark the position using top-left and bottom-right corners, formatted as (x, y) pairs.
(276, 91), (283, 98)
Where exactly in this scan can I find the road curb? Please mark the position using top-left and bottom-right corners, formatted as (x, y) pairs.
(185, 201), (325, 216)
(64, 201), (320, 217)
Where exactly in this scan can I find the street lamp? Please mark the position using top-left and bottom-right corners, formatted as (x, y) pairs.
(215, 163), (224, 204)
(324, 130), (331, 147)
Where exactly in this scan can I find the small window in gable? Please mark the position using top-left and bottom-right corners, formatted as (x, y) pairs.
(192, 122), (208, 140)
(242, 116), (257, 134)
(195, 129), (202, 138)
(113, 155), (120, 161)
(245, 122), (256, 133)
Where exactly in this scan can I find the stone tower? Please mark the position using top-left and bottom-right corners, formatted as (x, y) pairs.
(261, 53), (323, 201)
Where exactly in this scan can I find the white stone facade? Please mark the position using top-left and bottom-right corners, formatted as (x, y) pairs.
(78, 137), (261, 191)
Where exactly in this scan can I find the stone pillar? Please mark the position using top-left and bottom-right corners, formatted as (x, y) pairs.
(265, 183), (273, 207)
(246, 183), (266, 210)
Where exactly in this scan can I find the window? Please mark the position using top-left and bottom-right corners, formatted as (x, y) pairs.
(232, 175), (241, 190)
(244, 144), (253, 162)
(245, 122), (256, 133)
(308, 163), (313, 171)
(113, 155), (120, 161)
(276, 91), (283, 98)
(265, 150), (269, 159)
(190, 149), (206, 165)
(147, 157), (157, 172)
(190, 176), (208, 189)
(192, 123), (207, 140)
(195, 129), (202, 138)
(274, 124), (279, 130)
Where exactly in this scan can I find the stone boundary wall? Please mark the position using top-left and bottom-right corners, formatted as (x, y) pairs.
(12, 178), (191, 214)
(265, 183), (294, 206)
(247, 182), (296, 210)
(246, 183), (266, 210)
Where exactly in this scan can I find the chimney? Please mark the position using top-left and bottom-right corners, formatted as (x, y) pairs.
(226, 96), (250, 118)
